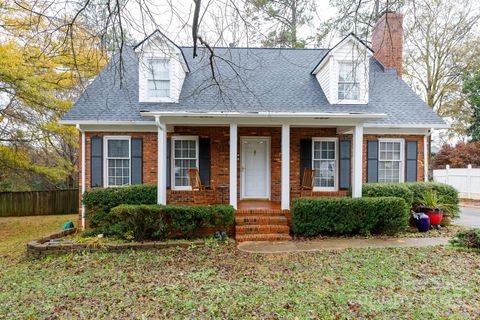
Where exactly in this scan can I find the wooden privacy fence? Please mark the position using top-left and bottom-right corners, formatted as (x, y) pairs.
(0, 189), (79, 217)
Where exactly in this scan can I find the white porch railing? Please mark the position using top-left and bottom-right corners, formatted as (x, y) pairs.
(433, 165), (480, 199)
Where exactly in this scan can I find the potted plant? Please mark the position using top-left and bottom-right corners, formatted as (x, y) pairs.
(417, 189), (456, 228)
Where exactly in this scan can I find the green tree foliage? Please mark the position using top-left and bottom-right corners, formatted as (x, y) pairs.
(464, 70), (480, 141)
(0, 1), (105, 191)
(246, 0), (316, 48)
(432, 141), (480, 169)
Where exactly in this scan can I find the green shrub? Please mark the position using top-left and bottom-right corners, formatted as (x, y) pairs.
(84, 200), (235, 240)
(450, 229), (480, 249)
(165, 204), (235, 238)
(291, 197), (409, 236)
(404, 182), (459, 217)
(165, 205), (211, 238)
(362, 183), (413, 208)
(83, 185), (157, 227)
(110, 204), (167, 240)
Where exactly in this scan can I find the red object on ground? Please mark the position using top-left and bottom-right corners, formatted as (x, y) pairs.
(426, 212), (443, 225)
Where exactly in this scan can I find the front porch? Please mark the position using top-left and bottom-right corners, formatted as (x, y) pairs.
(161, 123), (365, 211)
(154, 118), (369, 241)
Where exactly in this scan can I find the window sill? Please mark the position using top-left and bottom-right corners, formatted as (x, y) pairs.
(171, 186), (193, 191)
(335, 99), (367, 105)
(313, 187), (338, 192)
(140, 97), (178, 103)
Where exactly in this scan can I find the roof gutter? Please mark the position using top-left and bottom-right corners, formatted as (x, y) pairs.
(364, 123), (450, 129)
(140, 111), (386, 120)
(60, 120), (156, 125)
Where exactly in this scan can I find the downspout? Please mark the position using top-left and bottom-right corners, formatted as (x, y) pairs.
(155, 116), (166, 205)
(424, 130), (432, 182)
(76, 124), (86, 230)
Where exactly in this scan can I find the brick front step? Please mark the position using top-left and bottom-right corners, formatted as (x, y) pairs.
(236, 233), (292, 242)
(235, 215), (288, 226)
(236, 225), (290, 235)
(236, 209), (290, 217)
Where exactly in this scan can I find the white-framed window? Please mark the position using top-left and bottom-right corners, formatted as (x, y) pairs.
(171, 136), (199, 190)
(338, 61), (360, 100)
(147, 58), (170, 98)
(312, 138), (338, 191)
(378, 139), (405, 183)
(104, 136), (131, 187)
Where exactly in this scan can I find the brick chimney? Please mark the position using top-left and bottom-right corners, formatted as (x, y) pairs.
(371, 12), (403, 76)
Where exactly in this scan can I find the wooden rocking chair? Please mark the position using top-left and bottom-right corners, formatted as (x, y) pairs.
(188, 168), (208, 205)
(300, 168), (316, 197)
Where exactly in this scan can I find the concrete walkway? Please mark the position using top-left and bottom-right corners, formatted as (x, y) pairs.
(238, 237), (450, 253)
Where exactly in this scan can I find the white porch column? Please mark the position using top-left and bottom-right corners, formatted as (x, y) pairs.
(424, 134), (429, 182)
(229, 123), (238, 209)
(352, 124), (364, 198)
(156, 117), (167, 205)
(281, 124), (290, 210)
(77, 124), (86, 230)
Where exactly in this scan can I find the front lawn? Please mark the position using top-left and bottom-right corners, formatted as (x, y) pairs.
(1, 216), (480, 319)
(0, 214), (77, 258)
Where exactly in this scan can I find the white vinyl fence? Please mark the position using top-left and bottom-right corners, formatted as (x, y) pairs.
(433, 165), (480, 199)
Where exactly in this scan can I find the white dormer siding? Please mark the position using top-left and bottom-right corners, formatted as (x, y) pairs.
(313, 35), (371, 105)
(136, 31), (188, 103)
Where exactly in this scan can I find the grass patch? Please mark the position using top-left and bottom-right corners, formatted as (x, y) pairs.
(0, 214), (77, 258)
(1, 215), (480, 319)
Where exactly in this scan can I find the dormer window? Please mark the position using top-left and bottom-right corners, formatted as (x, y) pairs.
(338, 62), (360, 100)
(147, 59), (170, 98)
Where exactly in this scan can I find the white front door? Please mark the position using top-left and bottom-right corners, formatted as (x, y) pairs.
(241, 137), (270, 199)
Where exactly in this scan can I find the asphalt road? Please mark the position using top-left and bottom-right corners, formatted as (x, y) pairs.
(454, 206), (480, 228)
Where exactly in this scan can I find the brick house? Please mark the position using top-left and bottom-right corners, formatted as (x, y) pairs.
(61, 13), (447, 241)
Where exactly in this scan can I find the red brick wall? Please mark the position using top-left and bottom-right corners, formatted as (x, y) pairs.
(372, 12), (404, 76)
(290, 128), (349, 200)
(167, 126), (230, 204)
(79, 132), (158, 192)
(363, 134), (425, 182)
(78, 129), (427, 214)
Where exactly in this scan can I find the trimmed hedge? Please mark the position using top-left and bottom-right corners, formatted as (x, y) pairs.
(83, 185), (157, 227)
(84, 203), (235, 241)
(404, 182), (459, 217)
(82, 185), (235, 240)
(292, 197), (409, 236)
(362, 183), (413, 208)
(361, 182), (459, 218)
(165, 204), (235, 238)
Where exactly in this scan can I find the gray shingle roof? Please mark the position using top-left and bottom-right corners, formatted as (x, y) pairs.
(63, 45), (445, 127)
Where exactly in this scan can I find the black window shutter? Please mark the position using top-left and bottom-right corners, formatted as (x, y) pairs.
(300, 139), (312, 184)
(339, 140), (351, 190)
(367, 140), (379, 183)
(90, 136), (103, 188)
(405, 140), (418, 182)
(166, 138), (171, 189)
(199, 138), (211, 187)
(131, 138), (143, 184)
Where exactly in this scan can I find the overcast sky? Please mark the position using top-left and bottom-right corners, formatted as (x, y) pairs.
(125, 0), (339, 48)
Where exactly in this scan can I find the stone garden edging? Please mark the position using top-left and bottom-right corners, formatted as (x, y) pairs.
(26, 228), (207, 258)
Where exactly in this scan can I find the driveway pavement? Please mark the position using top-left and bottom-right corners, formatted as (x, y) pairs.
(454, 206), (480, 228)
